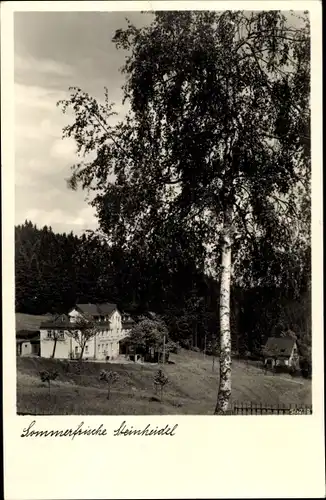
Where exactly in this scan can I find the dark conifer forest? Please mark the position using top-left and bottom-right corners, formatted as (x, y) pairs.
(15, 219), (311, 371)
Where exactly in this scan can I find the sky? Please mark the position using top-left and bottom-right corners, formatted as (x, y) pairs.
(14, 11), (151, 235)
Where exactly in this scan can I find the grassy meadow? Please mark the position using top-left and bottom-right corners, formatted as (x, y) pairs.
(17, 349), (312, 415)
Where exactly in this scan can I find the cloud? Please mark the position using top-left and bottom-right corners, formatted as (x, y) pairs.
(15, 53), (74, 77)
(13, 11), (152, 234)
(14, 79), (97, 233)
(50, 138), (77, 162)
(16, 177), (98, 235)
(15, 82), (67, 113)
(24, 205), (97, 230)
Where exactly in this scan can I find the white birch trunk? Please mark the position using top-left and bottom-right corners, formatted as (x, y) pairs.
(215, 206), (233, 414)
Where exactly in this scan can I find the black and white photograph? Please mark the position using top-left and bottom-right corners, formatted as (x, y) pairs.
(2, 2), (324, 499)
(13, 7), (314, 417)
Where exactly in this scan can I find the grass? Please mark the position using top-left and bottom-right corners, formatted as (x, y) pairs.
(17, 349), (312, 415)
(16, 312), (51, 332)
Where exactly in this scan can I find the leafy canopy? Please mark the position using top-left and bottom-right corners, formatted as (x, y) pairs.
(58, 10), (310, 285)
(128, 318), (169, 350)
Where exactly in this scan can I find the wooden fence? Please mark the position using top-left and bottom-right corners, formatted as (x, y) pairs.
(230, 402), (312, 415)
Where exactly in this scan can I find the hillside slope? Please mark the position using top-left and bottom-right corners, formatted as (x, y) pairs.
(16, 312), (51, 331)
(17, 349), (311, 415)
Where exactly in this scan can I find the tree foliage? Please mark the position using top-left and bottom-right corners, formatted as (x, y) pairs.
(60, 11), (309, 258)
(153, 369), (169, 401)
(128, 318), (168, 350)
(39, 369), (59, 395)
(99, 369), (119, 399)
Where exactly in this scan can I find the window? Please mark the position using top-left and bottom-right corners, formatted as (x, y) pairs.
(47, 330), (53, 339)
(85, 345), (89, 353)
(75, 346), (79, 353)
(106, 343), (108, 349)
(98, 344), (101, 351)
(57, 330), (65, 340)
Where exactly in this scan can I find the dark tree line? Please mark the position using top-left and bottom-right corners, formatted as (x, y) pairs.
(16, 219), (311, 373)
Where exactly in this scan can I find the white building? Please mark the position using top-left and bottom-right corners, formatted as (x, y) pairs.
(39, 303), (130, 360)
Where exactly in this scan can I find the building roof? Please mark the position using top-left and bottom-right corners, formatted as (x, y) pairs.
(39, 312), (116, 330)
(122, 320), (134, 329)
(40, 314), (72, 329)
(263, 337), (296, 358)
(16, 330), (40, 342)
(122, 314), (135, 329)
(75, 303), (117, 317)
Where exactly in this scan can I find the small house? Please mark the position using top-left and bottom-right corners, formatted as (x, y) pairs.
(262, 336), (300, 370)
(16, 313), (51, 357)
(16, 330), (40, 356)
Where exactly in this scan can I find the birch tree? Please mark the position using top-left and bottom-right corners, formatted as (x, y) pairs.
(58, 10), (310, 413)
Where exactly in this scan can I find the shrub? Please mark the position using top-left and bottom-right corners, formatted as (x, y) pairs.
(153, 369), (169, 402)
(179, 338), (192, 350)
(289, 366), (300, 377)
(300, 358), (312, 378)
(166, 340), (180, 354)
(39, 370), (59, 395)
(62, 360), (71, 373)
(99, 369), (119, 400)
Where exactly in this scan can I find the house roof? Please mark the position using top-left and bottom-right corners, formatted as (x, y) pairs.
(75, 303), (117, 317)
(263, 337), (296, 358)
(122, 314), (135, 328)
(122, 320), (134, 329)
(16, 330), (40, 342)
(40, 312), (118, 330)
(40, 313), (72, 329)
(16, 313), (54, 332)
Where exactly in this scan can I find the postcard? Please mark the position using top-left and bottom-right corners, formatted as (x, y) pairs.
(2, 1), (324, 498)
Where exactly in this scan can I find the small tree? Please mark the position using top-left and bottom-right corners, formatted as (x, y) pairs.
(99, 369), (119, 400)
(165, 339), (179, 355)
(50, 331), (64, 359)
(129, 318), (169, 361)
(154, 369), (169, 402)
(39, 370), (59, 396)
(66, 315), (98, 361)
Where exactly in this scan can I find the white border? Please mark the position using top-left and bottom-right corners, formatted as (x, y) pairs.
(2, 2), (324, 499)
